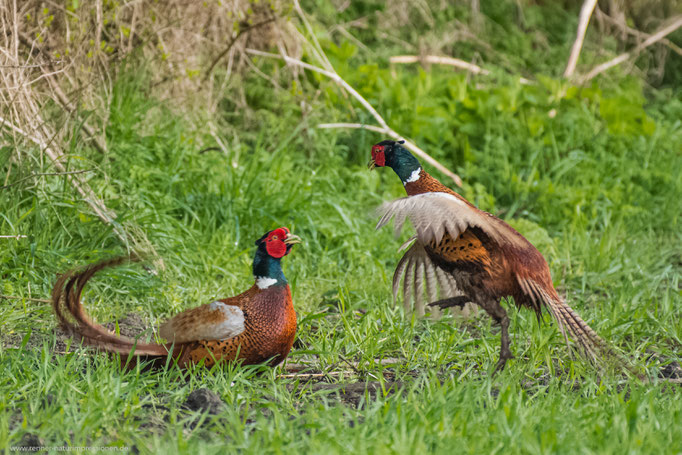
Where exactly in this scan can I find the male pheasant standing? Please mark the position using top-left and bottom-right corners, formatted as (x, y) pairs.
(369, 140), (619, 371)
(52, 227), (301, 368)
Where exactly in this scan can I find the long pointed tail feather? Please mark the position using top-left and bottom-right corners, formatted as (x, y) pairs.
(536, 286), (644, 377)
(52, 256), (170, 357)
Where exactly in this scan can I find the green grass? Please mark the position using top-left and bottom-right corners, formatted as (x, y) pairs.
(2, 1), (682, 453)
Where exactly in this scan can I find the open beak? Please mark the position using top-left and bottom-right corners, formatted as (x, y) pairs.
(367, 158), (376, 171)
(284, 233), (302, 245)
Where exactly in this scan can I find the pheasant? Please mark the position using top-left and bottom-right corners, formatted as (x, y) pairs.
(51, 227), (301, 369)
(369, 140), (621, 372)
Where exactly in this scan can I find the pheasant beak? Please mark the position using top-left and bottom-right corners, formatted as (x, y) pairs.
(284, 233), (302, 245)
(368, 158), (376, 171)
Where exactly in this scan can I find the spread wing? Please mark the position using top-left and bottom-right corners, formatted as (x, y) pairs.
(376, 192), (527, 249)
(392, 238), (464, 317)
(159, 301), (245, 343)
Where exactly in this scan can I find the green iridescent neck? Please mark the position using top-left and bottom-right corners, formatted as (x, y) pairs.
(252, 248), (287, 288)
(388, 146), (422, 184)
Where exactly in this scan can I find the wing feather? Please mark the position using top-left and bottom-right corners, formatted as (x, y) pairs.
(392, 250), (411, 302)
(402, 257), (416, 315)
(423, 258), (440, 318)
(434, 266), (455, 298)
(392, 241), (471, 317)
(413, 259), (426, 316)
(159, 301), (245, 343)
(376, 192), (526, 249)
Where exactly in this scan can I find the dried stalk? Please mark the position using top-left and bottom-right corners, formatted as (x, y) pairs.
(15, 32), (108, 155)
(0, 4), (170, 266)
(564, 0), (598, 78)
(293, 0), (334, 73)
(579, 15), (682, 83)
(389, 55), (534, 85)
(246, 49), (463, 187)
(392, 54), (490, 75)
(595, 8), (682, 57)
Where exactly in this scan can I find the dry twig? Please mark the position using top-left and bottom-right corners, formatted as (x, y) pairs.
(595, 8), (682, 57)
(15, 32), (108, 155)
(564, 0), (598, 78)
(579, 15), (682, 83)
(389, 55), (534, 85)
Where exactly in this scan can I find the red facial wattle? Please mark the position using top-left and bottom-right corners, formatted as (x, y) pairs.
(265, 227), (289, 258)
(372, 145), (386, 167)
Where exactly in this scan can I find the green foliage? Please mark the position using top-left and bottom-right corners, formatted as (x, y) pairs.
(1, 1), (682, 453)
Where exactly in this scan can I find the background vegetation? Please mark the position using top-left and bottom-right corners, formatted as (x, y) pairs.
(1, 0), (681, 453)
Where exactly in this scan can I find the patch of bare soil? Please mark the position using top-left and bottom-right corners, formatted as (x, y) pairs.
(15, 433), (45, 451)
(102, 313), (149, 338)
(658, 360), (682, 380)
(183, 388), (227, 415)
(288, 381), (404, 408)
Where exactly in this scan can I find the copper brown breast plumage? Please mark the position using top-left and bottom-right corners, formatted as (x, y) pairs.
(51, 227), (301, 369)
(176, 285), (297, 368)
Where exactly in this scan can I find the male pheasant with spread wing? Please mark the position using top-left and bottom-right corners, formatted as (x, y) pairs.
(52, 227), (301, 369)
(369, 140), (621, 372)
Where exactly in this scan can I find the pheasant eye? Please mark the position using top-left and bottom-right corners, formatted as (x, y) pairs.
(272, 236), (278, 240)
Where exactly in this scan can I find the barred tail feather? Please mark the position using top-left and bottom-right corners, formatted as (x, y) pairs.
(52, 256), (169, 357)
(545, 297), (604, 362)
(542, 293), (640, 376)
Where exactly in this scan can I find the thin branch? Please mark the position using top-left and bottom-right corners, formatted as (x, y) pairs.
(16, 32), (108, 155)
(245, 49), (388, 129)
(564, 0), (598, 78)
(595, 8), (682, 57)
(579, 15), (682, 83)
(245, 49), (462, 186)
(277, 371), (348, 379)
(317, 123), (463, 187)
(0, 169), (94, 190)
(317, 123), (387, 134)
(293, 0), (334, 72)
(0, 235), (27, 239)
(389, 55), (534, 85)
(392, 54), (490, 75)
(0, 61), (63, 68)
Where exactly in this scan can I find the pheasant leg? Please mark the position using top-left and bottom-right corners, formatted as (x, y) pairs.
(480, 299), (514, 372)
(428, 296), (471, 310)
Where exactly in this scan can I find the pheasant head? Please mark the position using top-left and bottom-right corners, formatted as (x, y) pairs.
(368, 140), (422, 185)
(252, 227), (301, 289)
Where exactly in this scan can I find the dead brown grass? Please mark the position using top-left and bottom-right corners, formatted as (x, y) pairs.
(0, 0), (298, 255)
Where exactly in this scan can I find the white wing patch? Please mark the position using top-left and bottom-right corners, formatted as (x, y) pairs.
(159, 301), (245, 343)
(210, 301), (245, 336)
(255, 276), (278, 289)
